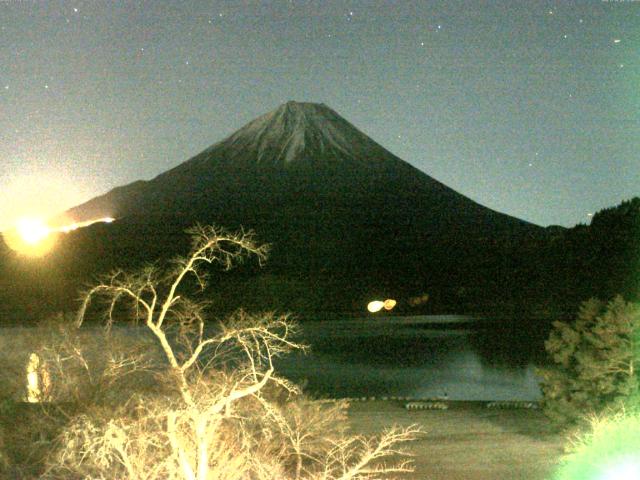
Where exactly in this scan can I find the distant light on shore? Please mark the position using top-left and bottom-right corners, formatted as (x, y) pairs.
(367, 301), (385, 313)
(367, 299), (397, 313)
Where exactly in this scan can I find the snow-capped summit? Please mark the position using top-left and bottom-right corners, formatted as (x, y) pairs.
(218, 101), (363, 165)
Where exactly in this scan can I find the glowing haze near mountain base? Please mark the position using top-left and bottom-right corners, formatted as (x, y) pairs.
(3, 219), (58, 257)
(2, 216), (115, 257)
(16, 217), (49, 245)
(0, 171), (93, 232)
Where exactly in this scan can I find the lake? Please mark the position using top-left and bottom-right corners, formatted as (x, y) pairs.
(274, 316), (552, 401)
(1, 315), (553, 402)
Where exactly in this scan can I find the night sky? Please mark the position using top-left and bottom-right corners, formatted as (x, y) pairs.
(1, 0), (638, 230)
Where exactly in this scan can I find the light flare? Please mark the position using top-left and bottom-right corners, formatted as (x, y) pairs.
(600, 458), (640, 480)
(367, 301), (385, 313)
(3, 216), (57, 256)
(553, 411), (640, 480)
(16, 217), (50, 245)
(58, 217), (115, 232)
(2, 216), (115, 257)
(383, 299), (397, 311)
(367, 299), (397, 313)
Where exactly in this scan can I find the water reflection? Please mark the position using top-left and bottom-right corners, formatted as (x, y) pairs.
(470, 320), (552, 368)
(273, 316), (551, 401)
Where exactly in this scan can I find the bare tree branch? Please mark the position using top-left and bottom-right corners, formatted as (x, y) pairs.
(47, 225), (420, 480)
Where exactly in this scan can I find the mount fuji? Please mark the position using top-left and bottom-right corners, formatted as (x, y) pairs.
(38, 102), (551, 314)
(67, 101), (533, 231)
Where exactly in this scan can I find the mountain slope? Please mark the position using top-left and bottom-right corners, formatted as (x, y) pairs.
(66, 102), (531, 229)
(55, 101), (549, 314)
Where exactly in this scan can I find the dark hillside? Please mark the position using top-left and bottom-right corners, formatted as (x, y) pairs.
(7, 102), (619, 321)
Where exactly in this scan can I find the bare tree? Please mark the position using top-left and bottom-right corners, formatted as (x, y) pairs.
(45, 224), (420, 480)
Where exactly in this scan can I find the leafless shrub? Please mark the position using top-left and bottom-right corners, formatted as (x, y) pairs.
(43, 225), (420, 479)
(0, 314), (164, 478)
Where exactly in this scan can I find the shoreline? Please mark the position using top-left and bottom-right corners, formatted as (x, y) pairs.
(347, 399), (564, 480)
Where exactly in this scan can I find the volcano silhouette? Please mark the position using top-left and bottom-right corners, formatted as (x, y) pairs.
(62, 101), (546, 313)
(67, 101), (532, 224)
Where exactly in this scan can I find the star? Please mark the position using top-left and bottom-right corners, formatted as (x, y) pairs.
(563, 34), (568, 39)
(73, 7), (78, 13)
(420, 41), (425, 46)
(548, 10), (554, 15)
(3, 85), (8, 90)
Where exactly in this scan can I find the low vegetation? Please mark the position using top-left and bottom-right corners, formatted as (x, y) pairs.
(539, 295), (640, 479)
(538, 295), (640, 428)
(1, 225), (420, 479)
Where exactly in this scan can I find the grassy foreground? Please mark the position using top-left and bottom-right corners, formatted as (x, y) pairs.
(347, 400), (565, 480)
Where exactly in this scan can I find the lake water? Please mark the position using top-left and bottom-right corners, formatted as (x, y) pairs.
(1, 315), (552, 402)
(274, 316), (551, 401)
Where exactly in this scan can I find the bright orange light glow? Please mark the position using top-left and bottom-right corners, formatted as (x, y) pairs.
(368, 299), (397, 313)
(383, 299), (397, 311)
(16, 217), (51, 245)
(3, 216), (57, 257)
(0, 170), (93, 233)
(58, 217), (115, 232)
(3, 216), (115, 257)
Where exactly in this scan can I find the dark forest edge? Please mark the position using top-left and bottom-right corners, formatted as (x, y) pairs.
(0, 196), (638, 326)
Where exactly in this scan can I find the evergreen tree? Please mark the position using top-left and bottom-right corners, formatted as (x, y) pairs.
(538, 296), (640, 427)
